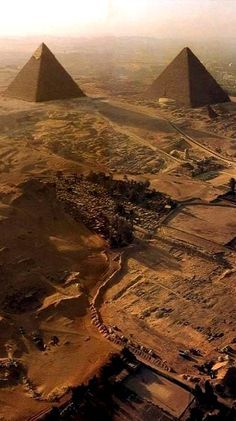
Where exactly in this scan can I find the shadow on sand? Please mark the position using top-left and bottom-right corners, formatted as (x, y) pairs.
(94, 100), (174, 134)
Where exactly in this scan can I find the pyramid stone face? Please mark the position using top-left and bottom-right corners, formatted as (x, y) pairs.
(5, 43), (85, 102)
(147, 47), (230, 107)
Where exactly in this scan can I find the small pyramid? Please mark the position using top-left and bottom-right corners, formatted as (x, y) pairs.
(5, 43), (85, 102)
(147, 47), (230, 108)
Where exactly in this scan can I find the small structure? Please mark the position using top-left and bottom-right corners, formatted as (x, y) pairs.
(50, 336), (59, 346)
(32, 332), (45, 351)
(207, 105), (218, 119)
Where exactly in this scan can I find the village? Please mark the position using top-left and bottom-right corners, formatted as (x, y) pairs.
(56, 171), (175, 247)
(0, 26), (234, 421)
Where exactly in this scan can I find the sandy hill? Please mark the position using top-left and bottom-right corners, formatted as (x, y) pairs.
(0, 178), (115, 420)
(0, 179), (107, 316)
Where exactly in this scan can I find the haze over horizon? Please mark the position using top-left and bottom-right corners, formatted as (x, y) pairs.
(0, 0), (235, 40)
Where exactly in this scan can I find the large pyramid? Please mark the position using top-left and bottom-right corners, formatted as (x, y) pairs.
(147, 47), (230, 107)
(5, 43), (85, 102)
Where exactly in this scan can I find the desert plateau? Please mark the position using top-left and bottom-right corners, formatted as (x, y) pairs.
(0, 3), (235, 420)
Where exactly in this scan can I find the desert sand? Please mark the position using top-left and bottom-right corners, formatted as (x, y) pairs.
(0, 44), (235, 419)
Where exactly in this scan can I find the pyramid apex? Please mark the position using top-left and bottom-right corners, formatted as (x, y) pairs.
(180, 46), (193, 56)
(33, 43), (50, 60)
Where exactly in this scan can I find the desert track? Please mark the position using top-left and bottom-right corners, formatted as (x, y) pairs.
(169, 121), (236, 165)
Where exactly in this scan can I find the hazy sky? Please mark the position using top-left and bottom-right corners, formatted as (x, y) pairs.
(0, 0), (235, 38)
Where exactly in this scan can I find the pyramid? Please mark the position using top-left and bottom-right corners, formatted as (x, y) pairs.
(5, 43), (85, 102)
(147, 47), (230, 108)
